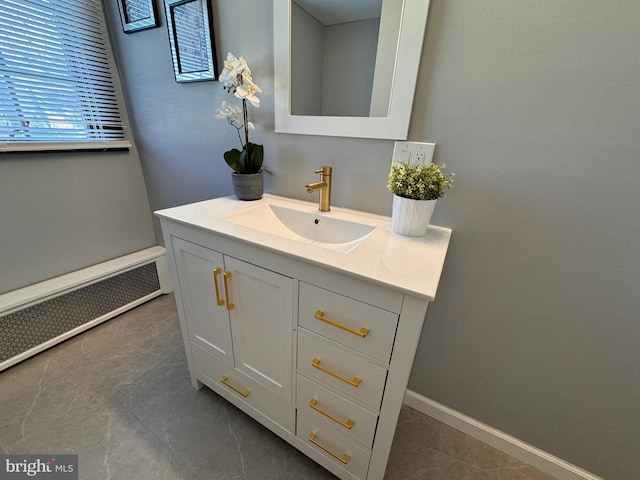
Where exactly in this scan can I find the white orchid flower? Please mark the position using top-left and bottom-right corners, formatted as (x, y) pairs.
(219, 52), (251, 89)
(235, 77), (262, 108)
(215, 101), (254, 129)
(237, 56), (251, 76)
(215, 101), (241, 120)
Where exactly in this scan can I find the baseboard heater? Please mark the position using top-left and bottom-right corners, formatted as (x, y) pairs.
(0, 246), (171, 372)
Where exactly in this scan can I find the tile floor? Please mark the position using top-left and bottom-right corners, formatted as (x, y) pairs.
(0, 294), (556, 479)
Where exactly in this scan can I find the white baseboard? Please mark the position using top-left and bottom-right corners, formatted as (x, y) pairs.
(404, 390), (603, 480)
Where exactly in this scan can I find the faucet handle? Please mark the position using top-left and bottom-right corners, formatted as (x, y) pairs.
(315, 166), (332, 175)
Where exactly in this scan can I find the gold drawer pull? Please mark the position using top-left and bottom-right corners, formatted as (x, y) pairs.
(308, 431), (350, 464)
(223, 271), (235, 311)
(309, 398), (354, 429)
(213, 268), (225, 306)
(315, 310), (369, 338)
(220, 375), (250, 397)
(312, 358), (361, 387)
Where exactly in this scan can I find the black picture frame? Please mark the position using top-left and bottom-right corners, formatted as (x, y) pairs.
(117, 0), (159, 33)
(164, 0), (218, 83)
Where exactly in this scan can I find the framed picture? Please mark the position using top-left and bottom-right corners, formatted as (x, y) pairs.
(117, 0), (159, 33)
(164, 0), (218, 83)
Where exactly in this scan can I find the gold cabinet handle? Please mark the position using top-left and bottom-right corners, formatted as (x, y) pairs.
(223, 271), (235, 311)
(315, 310), (369, 338)
(220, 375), (250, 397)
(213, 268), (225, 306)
(308, 431), (350, 464)
(312, 358), (361, 387)
(309, 398), (354, 429)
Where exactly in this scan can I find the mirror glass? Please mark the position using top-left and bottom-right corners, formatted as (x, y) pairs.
(274, 0), (430, 140)
(291, 0), (397, 117)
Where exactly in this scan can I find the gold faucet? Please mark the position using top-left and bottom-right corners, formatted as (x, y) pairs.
(305, 166), (332, 212)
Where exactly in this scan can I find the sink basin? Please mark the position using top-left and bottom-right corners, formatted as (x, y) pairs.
(221, 204), (376, 253)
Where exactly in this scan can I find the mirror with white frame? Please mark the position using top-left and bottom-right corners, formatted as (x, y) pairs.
(274, 0), (430, 140)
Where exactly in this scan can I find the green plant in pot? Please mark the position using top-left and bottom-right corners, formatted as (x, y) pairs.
(387, 161), (454, 236)
(216, 52), (265, 200)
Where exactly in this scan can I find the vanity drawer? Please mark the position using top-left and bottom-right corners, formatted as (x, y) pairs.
(297, 412), (371, 480)
(299, 282), (398, 363)
(297, 375), (378, 448)
(297, 330), (387, 411)
(191, 343), (294, 433)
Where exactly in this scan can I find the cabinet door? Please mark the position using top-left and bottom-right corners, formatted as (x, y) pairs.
(224, 256), (294, 401)
(172, 238), (234, 365)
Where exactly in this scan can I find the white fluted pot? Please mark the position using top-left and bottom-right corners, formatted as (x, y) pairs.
(391, 195), (436, 236)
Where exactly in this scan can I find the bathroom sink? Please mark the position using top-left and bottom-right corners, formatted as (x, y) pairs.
(221, 203), (376, 253)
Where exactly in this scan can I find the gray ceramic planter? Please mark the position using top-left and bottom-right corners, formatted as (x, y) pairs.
(231, 172), (263, 201)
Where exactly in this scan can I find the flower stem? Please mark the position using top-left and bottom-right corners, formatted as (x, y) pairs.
(227, 117), (244, 148)
(242, 98), (249, 152)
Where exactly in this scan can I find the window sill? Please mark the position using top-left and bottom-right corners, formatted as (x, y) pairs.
(0, 140), (132, 154)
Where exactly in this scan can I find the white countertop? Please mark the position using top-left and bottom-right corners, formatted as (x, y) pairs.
(155, 194), (452, 301)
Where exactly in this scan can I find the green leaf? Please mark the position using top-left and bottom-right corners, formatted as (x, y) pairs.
(245, 143), (264, 173)
(224, 144), (264, 174)
(238, 148), (247, 173)
(224, 148), (242, 173)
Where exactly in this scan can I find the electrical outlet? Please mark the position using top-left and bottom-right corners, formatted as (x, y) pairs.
(392, 141), (436, 166)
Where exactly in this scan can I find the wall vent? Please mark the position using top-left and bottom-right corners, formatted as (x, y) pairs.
(0, 247), (170, 371)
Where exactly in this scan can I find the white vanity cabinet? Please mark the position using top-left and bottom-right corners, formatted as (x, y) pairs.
(170, 236), (295, 433)
(157, 195), (452, 480)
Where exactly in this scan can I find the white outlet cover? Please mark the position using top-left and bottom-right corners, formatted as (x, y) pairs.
(392, 141), (436, 166)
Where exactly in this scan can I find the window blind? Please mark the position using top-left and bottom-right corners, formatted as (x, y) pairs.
(0, 0), (130, 152)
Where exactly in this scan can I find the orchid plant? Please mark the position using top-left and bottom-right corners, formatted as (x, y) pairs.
(215, 53), (264, 174)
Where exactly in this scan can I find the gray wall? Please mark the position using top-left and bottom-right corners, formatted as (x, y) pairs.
(291, 7), (379, 117)
(409, 2), (640, 479)
(104, 1), (640, 479)
(0, 148), (156, 294)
